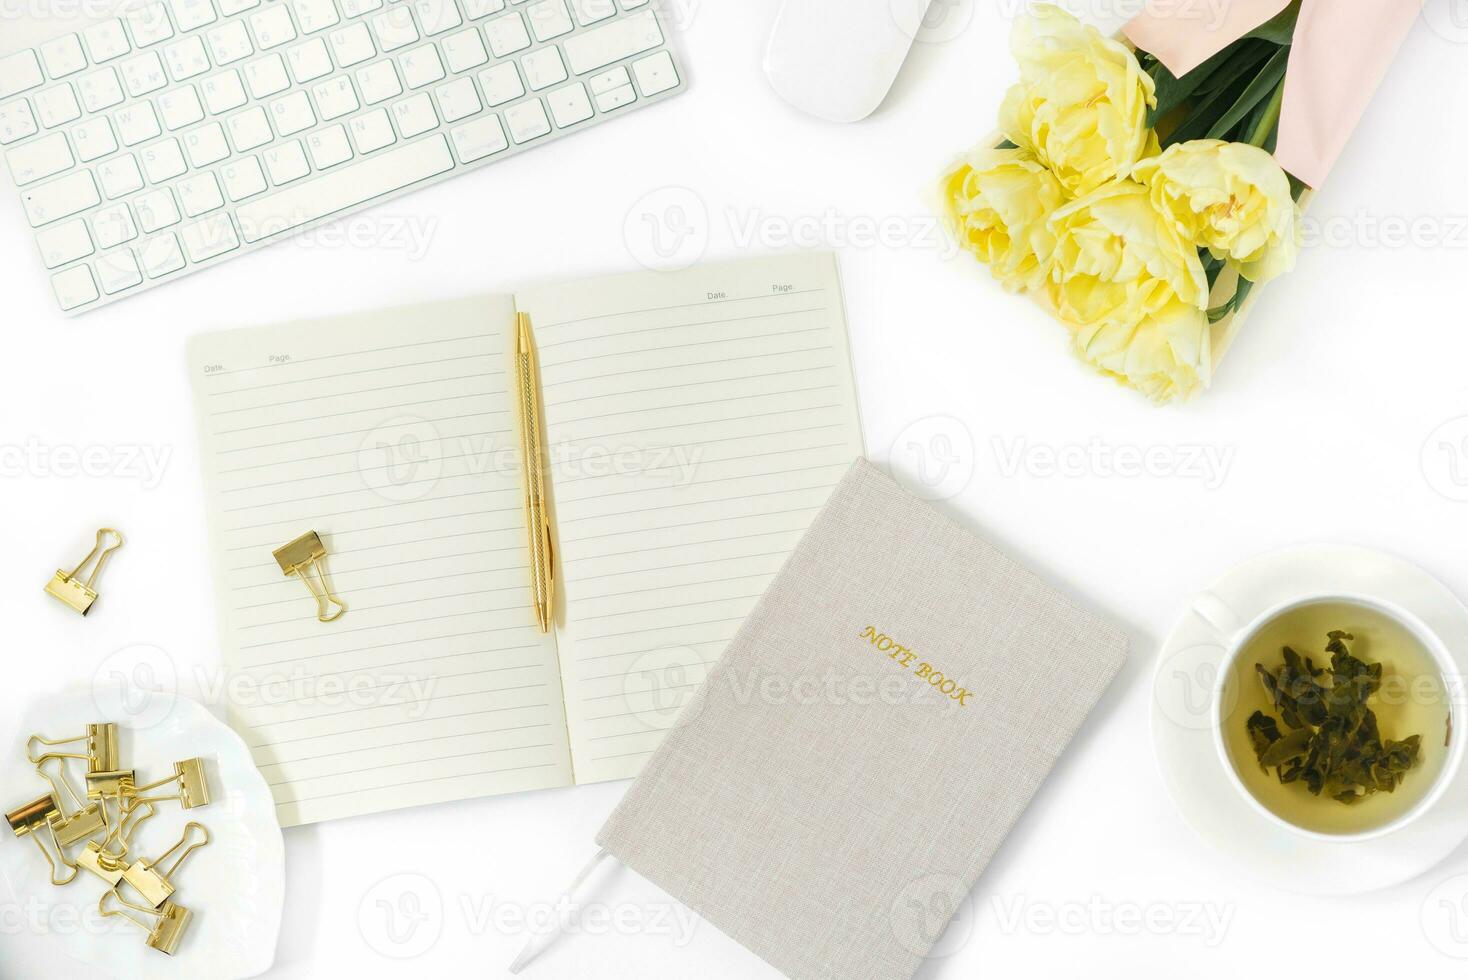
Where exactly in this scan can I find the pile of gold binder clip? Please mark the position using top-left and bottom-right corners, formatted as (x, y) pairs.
(6, 722), (214, 956)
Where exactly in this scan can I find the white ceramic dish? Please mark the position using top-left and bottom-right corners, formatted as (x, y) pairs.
(1153, 544), (1468, 895)
(1, 691), (284, 978)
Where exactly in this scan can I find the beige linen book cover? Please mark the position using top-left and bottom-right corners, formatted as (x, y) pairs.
(597, 459), (1127, 980)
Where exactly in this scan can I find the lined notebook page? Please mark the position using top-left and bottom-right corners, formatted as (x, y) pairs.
(517, 252), (865, 784)
(189, 298), (574, 827)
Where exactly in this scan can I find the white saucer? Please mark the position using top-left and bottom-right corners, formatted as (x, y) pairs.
(1152, 544), (1468, 895)
(1, 691), (284, 978)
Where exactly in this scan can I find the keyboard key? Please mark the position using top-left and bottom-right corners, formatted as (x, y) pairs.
(632, 49), (678, 96)
(504, 98), (549, 143)
(23, 171), (100, 227)
(164, 36), (212, 81)
(140, 232), (187, 277)
(357, 61), (402, 104)
(141, 137), (188, 181)
(525, 0), (573, 41)
(0, 52), (44, 100)
(251, 6), (299, 50)
(180, 213), (240, 261)
(114, 102), (162, 145)
(78, 69), (126, 113)
(441, 29), (488, 73)
(547, 81), (591, 127)
(563, 9), (661, 75)
(35, 218), (95, 268)
(120, 52), (168, 96)
(290, 0), (341, 34)
(227, 105), (273, 150)
(434, 76), (480, 122)
(184, 121), (231, 166)
(52, 265), (100, 311)
(235, 134), (452, 242)
(207, 21), (255, 65)
(92, 202), (138, 247)
(462, 0), (504, 19)
(270, 90), (317, 134)
(6, 132), (73, 186)
(135, 188), (182, 231)
(34, 85), (82, 128)
(245, 54), (292, 97)
(0, 99), (39, 145)
(264, 139), (311, 183)
(97, 249), (144, 293)
(83, 21), (133, 64)
(202, 70), (249, 114)
(288, 38), (335, 82)
(521, 46), (566, 90)
(478, 62), (522, 106)
(390, 92), (436, 136)
(221, 156), (268, 200)
(40, 36), (88, 79)
(329, 23), (377, 68)
(413, 0), (462, 35)
(348, 107), (395, 152)
(99, 154), (145, 198)
(449, 114), (505, 162)
(72, 118), (118, 162)
(307, 124), (352, 167)
(125, 3), (176, 47)
(159, 85), (206, 129)
(220, 0), (263, 14)
(484, 12), (531, 56)
(371, 8), (420, 52)
(342, 0), (383, 16)
(399, 45), (445, 89)
(569, 0), (615, 26)
(312, 76), (359, 119)
(589, 64), (634, 111)
(178, 171), (225, 215)
(168, 0), (219, 32)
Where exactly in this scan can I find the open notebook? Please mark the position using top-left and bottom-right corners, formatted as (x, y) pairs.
(187, 252), (865, 826)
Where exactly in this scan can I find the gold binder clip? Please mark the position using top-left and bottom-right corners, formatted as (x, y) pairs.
(273, 531), (346, 623)
(6, 795), (77, 886)
(32, 756), (109, 848)
(126, 759), (211, 811)
(119, 821), (209, 908)
(46, 528), (124, 614)
(27, 723), (120, 773)
(100, 889), (194, 956)
(77, 841), (129, 886)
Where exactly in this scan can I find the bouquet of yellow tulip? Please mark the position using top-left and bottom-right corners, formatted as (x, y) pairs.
(939, 3), (1308, 404)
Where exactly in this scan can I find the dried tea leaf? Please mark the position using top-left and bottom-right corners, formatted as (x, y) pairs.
(1248, 631), (1423, 806)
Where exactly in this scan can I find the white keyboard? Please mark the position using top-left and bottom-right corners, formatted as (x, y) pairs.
(1, 0), (685, 314)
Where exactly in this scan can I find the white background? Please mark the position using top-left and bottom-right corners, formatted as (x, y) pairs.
(5, 0), (1468, 976)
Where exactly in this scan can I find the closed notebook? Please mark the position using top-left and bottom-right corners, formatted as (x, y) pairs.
(596, 459), (1128, 980)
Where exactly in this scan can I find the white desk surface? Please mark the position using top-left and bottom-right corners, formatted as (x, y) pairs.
(5, 1), (1468, 977)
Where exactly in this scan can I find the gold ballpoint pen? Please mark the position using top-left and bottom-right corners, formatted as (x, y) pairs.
(514, 312), (555, 632)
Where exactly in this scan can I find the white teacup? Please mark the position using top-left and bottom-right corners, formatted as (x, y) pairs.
(1196, 591), (1464, 843)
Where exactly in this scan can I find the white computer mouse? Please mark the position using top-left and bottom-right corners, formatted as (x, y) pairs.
(764, 0), (934, 123)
